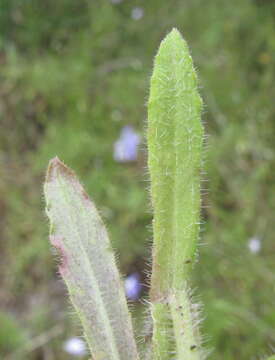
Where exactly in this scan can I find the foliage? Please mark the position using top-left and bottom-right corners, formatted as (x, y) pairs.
(44, 157), (139, 360)
(1, 0), (275, 359)
(147, 29), (204, 359)
(44, 29), (205, 360)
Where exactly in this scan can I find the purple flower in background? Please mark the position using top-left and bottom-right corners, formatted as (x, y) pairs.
(114, 126), (141, 162)
(124, 272), (142, 300)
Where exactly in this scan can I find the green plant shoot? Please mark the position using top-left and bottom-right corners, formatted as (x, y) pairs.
(43, 28), (274, 360)
(43, 28), (275, 360)
(147, 29), (204, 359)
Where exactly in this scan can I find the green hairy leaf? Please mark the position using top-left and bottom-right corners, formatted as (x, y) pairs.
(44, 157), (139, 360)
(147, 29), (204, 359)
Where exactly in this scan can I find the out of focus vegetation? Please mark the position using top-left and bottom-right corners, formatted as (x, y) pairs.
(0, 0), (275, 359)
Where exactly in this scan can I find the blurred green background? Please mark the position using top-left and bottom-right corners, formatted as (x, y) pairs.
(1, 0), (275, 359)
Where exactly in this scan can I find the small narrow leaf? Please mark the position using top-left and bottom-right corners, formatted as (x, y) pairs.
(44, 157), (139, 360)
(147, 28), (204, 359)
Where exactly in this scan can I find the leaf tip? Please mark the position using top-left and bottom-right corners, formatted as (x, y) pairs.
(163, 27), (183, 44)
(170, 27), (181, 36)
(45, 156), (74, 183)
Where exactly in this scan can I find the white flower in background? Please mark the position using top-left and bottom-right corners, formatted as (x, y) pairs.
(131, 7), (144, 21)
(110, 0), (122, 4)
(63, 337), (87, 357)
(248, 236), (261, 254)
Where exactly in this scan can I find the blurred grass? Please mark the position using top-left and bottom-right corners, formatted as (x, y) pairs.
(0, 0), (275, 359)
